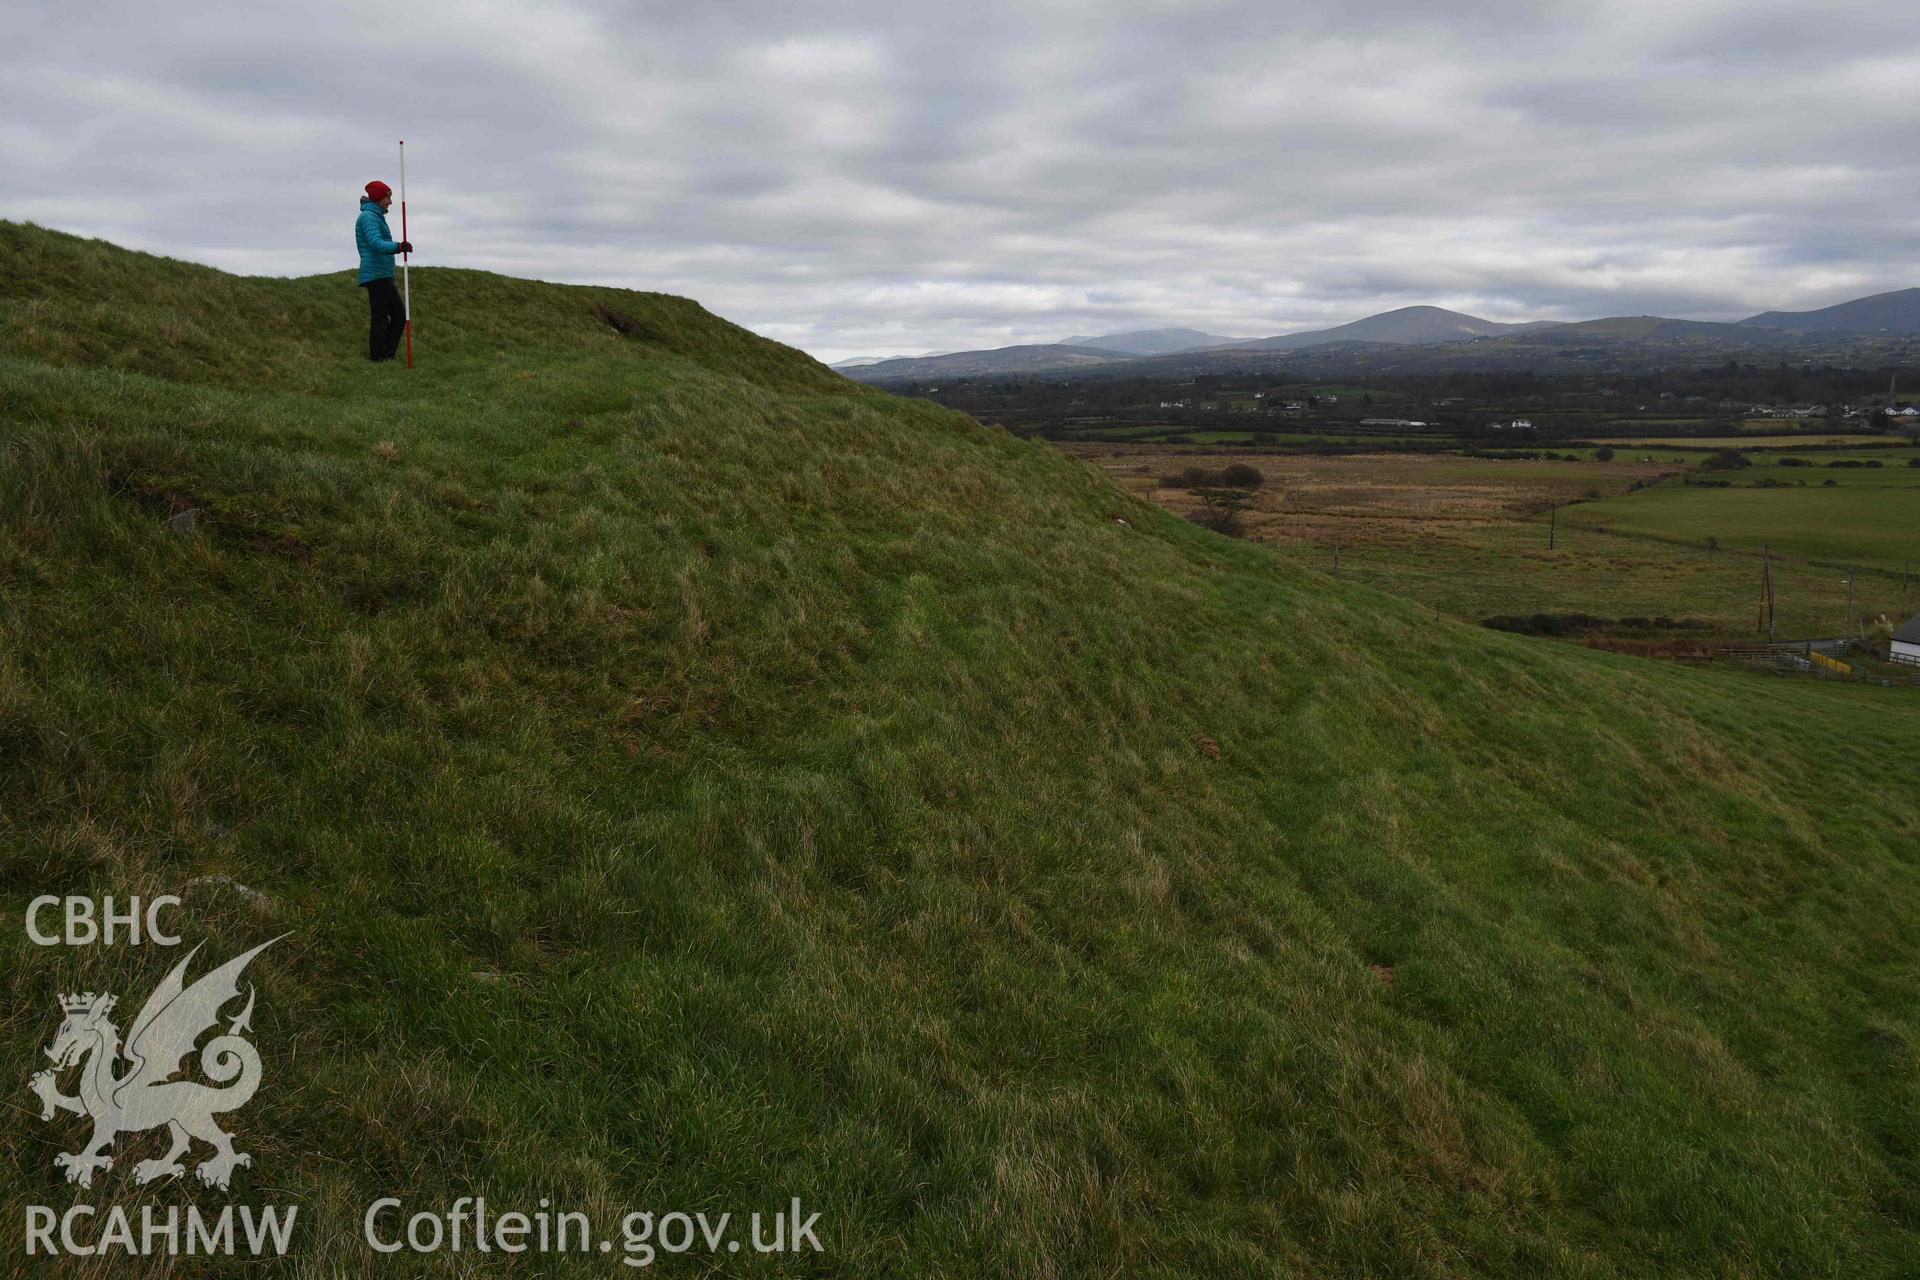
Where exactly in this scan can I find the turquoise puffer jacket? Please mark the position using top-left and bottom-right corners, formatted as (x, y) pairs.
(355, 198), (401, 284)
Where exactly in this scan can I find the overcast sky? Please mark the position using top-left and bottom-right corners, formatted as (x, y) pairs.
(3, 0), (1916, 362)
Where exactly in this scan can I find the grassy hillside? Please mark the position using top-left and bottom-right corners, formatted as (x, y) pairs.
(1, 221), (1917, 1277)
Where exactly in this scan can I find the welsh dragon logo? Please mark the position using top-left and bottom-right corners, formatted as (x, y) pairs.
(28, 937), (284, 1191)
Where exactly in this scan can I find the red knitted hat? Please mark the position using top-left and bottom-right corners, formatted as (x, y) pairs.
(365, 180), (392, 201)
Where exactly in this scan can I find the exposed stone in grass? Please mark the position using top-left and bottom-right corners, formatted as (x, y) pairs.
(115, 474), (314, 564)
(183, 873), (275, 913)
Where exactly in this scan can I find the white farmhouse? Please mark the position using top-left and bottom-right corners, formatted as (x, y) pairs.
(1894, 613), (1920, 666)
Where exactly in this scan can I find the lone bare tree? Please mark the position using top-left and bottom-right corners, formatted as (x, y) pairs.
(1187, 463), (1266, 535)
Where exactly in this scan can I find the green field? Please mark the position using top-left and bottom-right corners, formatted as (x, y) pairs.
(1602, 420), (1876, 435)
(1273, 524), (1912, 637)
(1076, 444), (1912, 637)
(1587, 446), (1704, 463)
(1060, 421), (1183, 439)
(1609, 433), (1891, 448)
(1561, 481), (1920, 570)
(1174, 430), (1258, 443)
(1140, 430), (1451, 445)
(4, 223), (1919, 1277)
(1098, 429), (1449, 446)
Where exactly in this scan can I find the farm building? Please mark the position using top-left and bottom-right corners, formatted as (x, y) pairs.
(1894, 612), (1920, 666)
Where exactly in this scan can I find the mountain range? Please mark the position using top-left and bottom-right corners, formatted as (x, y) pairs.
(1217, 305), (1555, 351)
(1055, 326), (1243, 355)
(1738, 286), (1920, 333)
(838, 289), (1920, 382)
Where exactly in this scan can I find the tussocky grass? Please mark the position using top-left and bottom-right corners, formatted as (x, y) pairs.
(0, 221), (1917, 1278)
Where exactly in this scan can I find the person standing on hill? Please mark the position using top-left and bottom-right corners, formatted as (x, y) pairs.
(355, 180), (413, 362)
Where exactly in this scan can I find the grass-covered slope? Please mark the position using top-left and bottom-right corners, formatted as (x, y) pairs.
(1, 222), (1916, 1277)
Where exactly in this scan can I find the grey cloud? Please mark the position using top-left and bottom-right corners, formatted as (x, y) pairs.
(1, 0), (1915, 362)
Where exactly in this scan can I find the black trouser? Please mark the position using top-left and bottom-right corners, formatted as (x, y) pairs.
(363, 277), (406, 361)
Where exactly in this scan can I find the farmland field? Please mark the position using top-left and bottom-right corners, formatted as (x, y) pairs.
(1063, 444), (1916, 638)
(1606, 433), (1892, 448)
(1558, 481), (1920, 569)
(1588, 446), (1920, 469)
(1589, 447), (1712, 463)
(1059, 427), (1451, 445)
